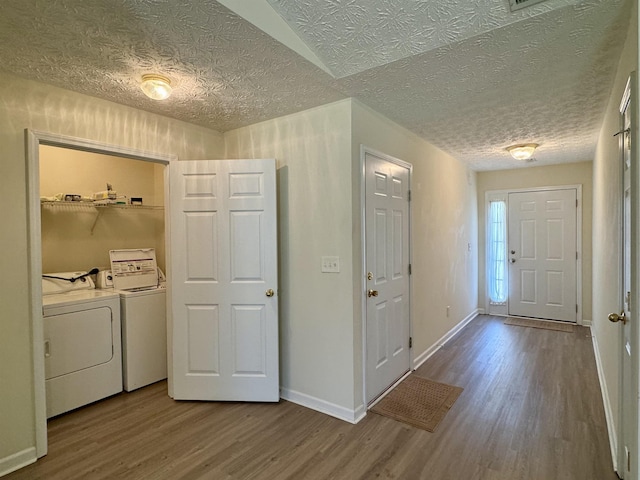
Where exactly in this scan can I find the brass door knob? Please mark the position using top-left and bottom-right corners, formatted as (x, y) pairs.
(608, 310), (627, 324)
(367, 289), (378, 297)
(265, 289), (275, 297)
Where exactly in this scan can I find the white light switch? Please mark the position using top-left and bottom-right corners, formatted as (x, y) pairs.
(321, 256), (340, 273)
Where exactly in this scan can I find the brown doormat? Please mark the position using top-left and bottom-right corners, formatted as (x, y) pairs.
(370, 375), (463, 432)
(505, 317), (575, 333)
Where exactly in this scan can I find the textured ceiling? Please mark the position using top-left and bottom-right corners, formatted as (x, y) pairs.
(0, 0), (632, 170)
(266, 0), (580, 78)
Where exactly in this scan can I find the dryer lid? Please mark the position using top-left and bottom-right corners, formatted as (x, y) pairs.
(109, 248), (158, 291)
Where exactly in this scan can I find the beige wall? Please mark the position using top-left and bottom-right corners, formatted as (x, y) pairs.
(224, 100), (358, 412)
(0, 71), (224, 470)
(477, 162), (593, 321)
(352, 101), (479, 407)
(224, 99), (479, 415)
(592, 2), (638, 454)
(40, 146), (166, 273)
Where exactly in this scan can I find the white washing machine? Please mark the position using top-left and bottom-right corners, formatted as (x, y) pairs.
(102, 248), (167, 392)
(42, 272), (122, 418)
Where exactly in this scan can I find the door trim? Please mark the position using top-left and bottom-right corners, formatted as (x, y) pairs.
(360, 145), (413, 408)
(25, 129), (174, 457)
(484, 184), (583, 324)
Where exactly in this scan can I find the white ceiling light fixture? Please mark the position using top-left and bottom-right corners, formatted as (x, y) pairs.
(140, 74), (172, 100)
(506, 143), (538, 160)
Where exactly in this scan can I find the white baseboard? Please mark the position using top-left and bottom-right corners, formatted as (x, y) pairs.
(280, 388), (364, 424)
(0, 447), (36, 477)
(582, 318), (593, 327)
(413, 308), (481, 370)
(590, 329), (618, 473)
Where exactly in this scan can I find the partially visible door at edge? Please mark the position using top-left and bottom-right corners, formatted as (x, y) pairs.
(508, 189), (577, 322)
(170, 159), (279, 402)
(616, 74), (635, 479)
(365, 151), (410, 404)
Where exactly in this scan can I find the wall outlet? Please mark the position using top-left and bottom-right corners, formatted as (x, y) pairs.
(322, 256), (340, 273)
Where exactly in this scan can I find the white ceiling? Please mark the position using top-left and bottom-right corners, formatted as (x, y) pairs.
(0, 0), (632, 170)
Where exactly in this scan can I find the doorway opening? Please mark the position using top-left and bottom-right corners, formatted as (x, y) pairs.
(26, 130), (174, 457)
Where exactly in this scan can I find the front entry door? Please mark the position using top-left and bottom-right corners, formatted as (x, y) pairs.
(364, 149), (411, 404)
(508, 189), (577, 322)
(170, 159), (279, 402)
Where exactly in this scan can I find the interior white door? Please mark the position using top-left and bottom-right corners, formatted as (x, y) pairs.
(613, 75), (637, 478)
(364, 150), (411, 404)
(170, 159), (279, 402)
(508, 189), (577, 322)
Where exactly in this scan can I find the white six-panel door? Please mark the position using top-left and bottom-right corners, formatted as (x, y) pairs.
(365, 150), (411, 404)
(616, 75), (636, 479)
(508, 189), (577, 322)
(170, 159), (279, 402)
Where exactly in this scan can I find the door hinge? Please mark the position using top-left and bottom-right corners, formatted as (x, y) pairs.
(409, 337), (412, 349)
(408, 190), (411, 202)
(408, 264), (412, 275)
(576, 251), (578, 260)
(576, 304), (578, 313)
(576, 199), (578, 208)
(627, 446), (631, 472)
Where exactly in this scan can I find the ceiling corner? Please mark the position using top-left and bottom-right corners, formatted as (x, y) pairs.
(216, 0), (335, 77)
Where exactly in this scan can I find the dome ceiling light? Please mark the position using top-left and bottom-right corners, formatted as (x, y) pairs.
(506, 143), (538, 160)
(140, 74), (172, 100)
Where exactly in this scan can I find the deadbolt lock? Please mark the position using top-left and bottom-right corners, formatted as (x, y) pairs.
(367, 272), (373, 280)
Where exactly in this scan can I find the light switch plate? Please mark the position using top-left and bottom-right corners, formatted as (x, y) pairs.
(321, 256), (340, 273)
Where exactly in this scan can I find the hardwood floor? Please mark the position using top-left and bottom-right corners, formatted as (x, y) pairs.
(6, 315), (616, 479)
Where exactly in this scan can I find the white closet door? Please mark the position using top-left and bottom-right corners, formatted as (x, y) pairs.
(170, 159), (279, 401)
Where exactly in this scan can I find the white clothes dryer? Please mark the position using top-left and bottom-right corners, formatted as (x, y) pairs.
(42, 272), (122, 418)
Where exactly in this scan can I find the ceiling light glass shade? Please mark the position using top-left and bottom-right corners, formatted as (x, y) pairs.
(140, 74), (172, 100)
(506, 143), (538, 160)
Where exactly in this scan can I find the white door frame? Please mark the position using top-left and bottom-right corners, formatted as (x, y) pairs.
(484, 185), (583, 324)
(360, 145), (413, 408)
(25, 129), (174, 457)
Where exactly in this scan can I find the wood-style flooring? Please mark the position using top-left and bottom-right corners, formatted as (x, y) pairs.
(6, 315), (617, 479)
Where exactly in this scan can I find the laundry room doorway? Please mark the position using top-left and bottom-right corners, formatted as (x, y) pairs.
(27, 131), (280, 461)
(26, 130), (173, 458)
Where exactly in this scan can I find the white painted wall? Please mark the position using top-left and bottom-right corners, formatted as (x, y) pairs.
(351, 100), (479, 406)
(224, 100), (357, 415)
(592, 4), (638, 454)
(225, 98), (479, 417)
(476, 162), (593, 322)
(0, 71), (225, 472)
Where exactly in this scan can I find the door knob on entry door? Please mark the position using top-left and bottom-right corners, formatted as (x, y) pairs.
(367, 289), (378, 297)
(510, 258), (516, 263)
(608, 310), (627, 324)
(265, 289), (275, 297)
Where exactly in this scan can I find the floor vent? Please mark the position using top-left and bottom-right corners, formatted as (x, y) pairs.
(509, 0), (548, 12)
